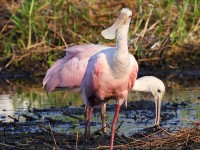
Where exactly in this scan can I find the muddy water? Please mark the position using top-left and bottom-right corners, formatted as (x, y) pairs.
(0, 77), (199, 136)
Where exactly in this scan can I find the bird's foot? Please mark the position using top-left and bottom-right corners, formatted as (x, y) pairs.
(154, 124), (161, 130)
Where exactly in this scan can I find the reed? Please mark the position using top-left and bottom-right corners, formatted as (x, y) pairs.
(0, 0), (199, 69)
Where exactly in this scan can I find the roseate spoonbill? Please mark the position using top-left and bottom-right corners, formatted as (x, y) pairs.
(80, 8), (137, 149)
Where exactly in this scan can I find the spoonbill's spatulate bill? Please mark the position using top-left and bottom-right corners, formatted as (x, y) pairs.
(80, 8), (138, 150)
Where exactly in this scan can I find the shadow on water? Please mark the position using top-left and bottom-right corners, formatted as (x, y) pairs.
(0, 71), (199, 137)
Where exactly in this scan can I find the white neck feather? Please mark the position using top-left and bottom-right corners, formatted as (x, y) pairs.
(113, 21), (130, 75)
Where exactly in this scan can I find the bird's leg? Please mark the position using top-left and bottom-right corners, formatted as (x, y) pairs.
(110, 100), (122, 150)
(84, 105), (88, 121)
(84, 106), (94, 148)
(101, 103), (107, 134)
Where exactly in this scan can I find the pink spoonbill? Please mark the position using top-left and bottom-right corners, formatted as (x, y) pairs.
(80, 8), (138, 149)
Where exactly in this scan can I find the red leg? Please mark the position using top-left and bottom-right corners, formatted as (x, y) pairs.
(84, 106), (93, 148)
(110, 103), (121, 150)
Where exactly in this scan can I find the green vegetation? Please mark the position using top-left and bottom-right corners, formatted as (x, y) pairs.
(0, 0), (199, 72)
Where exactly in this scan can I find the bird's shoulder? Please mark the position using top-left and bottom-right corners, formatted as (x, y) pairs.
(88, 48), (115, 63)
(87, 51), (105, 64)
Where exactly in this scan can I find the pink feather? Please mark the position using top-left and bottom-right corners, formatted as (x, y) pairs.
(43, 44), (111, 92)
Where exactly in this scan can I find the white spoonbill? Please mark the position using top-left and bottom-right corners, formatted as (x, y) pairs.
(132, 76), (165, 126)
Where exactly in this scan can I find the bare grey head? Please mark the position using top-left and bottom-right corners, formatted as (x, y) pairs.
(132, 76), (165, 126)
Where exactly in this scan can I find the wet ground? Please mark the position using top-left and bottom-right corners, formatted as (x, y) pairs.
(0, 73), (200, 149)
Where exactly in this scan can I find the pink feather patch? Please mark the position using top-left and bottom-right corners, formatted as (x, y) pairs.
(128, 67), (138, 91)
(92, 61), (103, 90)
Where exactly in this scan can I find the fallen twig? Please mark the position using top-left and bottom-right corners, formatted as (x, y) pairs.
(48, 122), (60, 150)
(115, 132), (130, 145)
(92, 122), (111, 136)
(0, 142), (17, 148)
(138, 57), (161, 61)
(116, 120), (124, 132)
(93, 144), (128, 149)
(62, 110), (84, 122)
(76, 130), (79, 150)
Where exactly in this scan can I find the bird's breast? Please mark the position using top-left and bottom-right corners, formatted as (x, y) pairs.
(95, 77), (130, 100)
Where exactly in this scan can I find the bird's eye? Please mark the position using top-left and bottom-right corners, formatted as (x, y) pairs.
(157, 89), (161, 93)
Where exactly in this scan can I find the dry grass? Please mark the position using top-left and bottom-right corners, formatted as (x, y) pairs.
(1, 120), (199, 149)
(94, 121), (200, 149)
(0, 0), (199, 72)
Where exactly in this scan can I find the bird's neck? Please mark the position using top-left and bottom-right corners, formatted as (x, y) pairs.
(113, 23), (130, 75)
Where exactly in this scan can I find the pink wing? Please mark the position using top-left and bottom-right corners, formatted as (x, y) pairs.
(128, 56), (139, 91)
(81, 54), (104, 106)
(43, 44), (111, 92)
(43, 56), (87, 92)
(92, 58), (103, 90)
(128, 67), (138, 91)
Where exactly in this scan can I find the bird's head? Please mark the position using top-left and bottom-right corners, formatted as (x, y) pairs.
(133, 76), (165, 126)
(150, 78), (165, 126)
(120, 8), (132, 24)
(150, 80), (165, 102)
(101, 8), (132, 40)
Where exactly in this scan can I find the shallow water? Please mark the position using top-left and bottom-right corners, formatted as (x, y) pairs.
(0, 77), (199, 135)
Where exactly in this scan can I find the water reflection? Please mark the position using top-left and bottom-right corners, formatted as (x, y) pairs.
(0, 94), (14, 122)
(0, 78), (199, 135)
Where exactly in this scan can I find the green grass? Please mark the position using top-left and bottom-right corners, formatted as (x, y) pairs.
(0, 0), (199, 69)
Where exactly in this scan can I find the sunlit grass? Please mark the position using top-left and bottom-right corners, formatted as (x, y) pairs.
(0, 0), (199, 68)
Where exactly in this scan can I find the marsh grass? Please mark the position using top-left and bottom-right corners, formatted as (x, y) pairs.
(0, 0), (199, 70)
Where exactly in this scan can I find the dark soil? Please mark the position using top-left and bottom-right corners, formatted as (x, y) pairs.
(0, 100), (199, 150)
